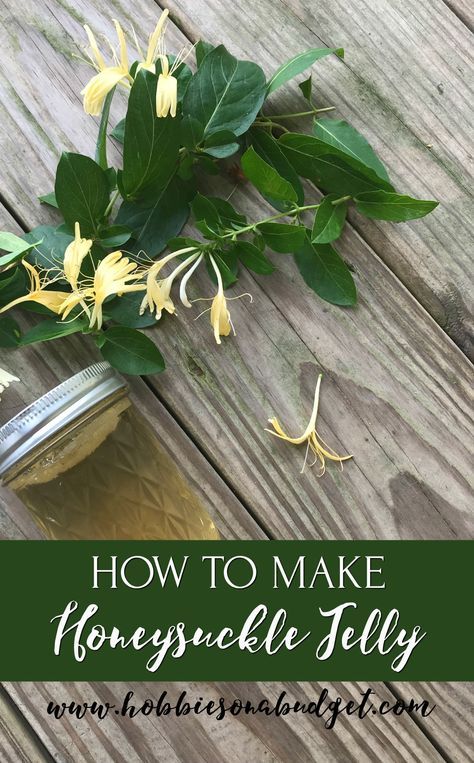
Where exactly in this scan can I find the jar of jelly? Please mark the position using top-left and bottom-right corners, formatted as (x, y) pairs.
(0, 362), (220, 540)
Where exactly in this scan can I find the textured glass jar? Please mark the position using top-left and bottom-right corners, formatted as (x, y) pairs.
(0, 363), (219, 540)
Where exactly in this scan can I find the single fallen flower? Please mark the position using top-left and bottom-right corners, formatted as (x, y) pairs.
(265, 374), (352, 474)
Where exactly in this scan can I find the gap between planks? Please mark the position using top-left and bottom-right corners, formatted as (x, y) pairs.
(0, 2), (470, 760)
(156, 0), (474, 360)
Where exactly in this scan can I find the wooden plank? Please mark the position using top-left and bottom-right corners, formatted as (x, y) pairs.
(0, 207), (261, 541)
(0, 0), (472, 541)
(0, 686), (53, 763)
(0, 332), (450, 762)
(4, 681), (446, 763)
(0, 2), (470, 761)
(444, 0), (474, 30)
(389, 681), (474, 763)
(163, 0), (474, 358)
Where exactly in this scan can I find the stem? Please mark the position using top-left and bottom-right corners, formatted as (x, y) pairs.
(222, 202), (323, 239)
(95, 87), (115, 170)
(268, 107), (335, 119)
(104, 189), (120, 218)
(331, 195), (351, 205)
(254, 118), (289, 133)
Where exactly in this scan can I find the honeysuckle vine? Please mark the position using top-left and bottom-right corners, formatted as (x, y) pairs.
(0, 9), (438, 379)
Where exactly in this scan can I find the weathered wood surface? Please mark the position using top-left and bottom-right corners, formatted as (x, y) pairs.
(446, 0), (474, 30)
(388, 681), (474, 763)
(0, 0), (472, 540)
(4, 681), (448, 763)
(164, 0), (474, 358)
(0, 355), (445, 763)
(0, 687), (52, 763)
(0, 0), (472, 760)
(0, 333), (450, 763)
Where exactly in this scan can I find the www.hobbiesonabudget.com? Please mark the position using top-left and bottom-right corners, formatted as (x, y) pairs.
(46, 688), (435, 730)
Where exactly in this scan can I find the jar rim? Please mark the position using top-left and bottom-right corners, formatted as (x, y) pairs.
(0, 362), (127, 479)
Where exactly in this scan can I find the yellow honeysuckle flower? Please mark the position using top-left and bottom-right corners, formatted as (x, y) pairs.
(82, 19), (132, 116)
(87, 251), (144, 329)
(193, 255), (252, 344)
(209, 270), (231, 344)
(0, 261), (70, 315)
(155, 41), (194, 118)
(265, 374), (353, 475)
(208, 255), (232, 344)
(139, 247), (199, 319)
(63, 222), (92, 290)
(136, 9), (169, 73)
(59, 288), (94, 321)
(0, 368), (19, 400)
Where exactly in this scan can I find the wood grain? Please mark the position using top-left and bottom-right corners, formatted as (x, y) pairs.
(163, 0), (474, 358)
(0, 0), (471, 760)
(4, 681), (447, 763)
(0, 375), (444, 763)
(0, 0), (472, 542)
(0, 687), (53, 762)
(388, 681), (474, 763)
(444, 0), (474, 30)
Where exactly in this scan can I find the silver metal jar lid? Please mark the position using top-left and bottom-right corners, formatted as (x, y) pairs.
(0, 362), (127, 479)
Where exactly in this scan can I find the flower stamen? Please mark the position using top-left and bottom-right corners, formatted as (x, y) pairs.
(265, 374), (353, 474)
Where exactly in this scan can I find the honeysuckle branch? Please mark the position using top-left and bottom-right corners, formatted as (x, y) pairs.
(104, 189), (121, 219)
(221, 196), (351, 240)
(260, 106), (336, 120)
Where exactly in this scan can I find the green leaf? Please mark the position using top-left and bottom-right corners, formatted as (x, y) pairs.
(180, 115), (205, 149)
(100, 327), (165, 375)
(196, 221), (221, 240)
(231, 241), (275, 274)
(295, 234), (356, 305)
(0, 232), (30, 252)
(183, 45), (266, 138)
(280, 133), (392, 196)
(167, 236), (203, 251)
(0, 268), (26, 307)
(111, 119), (125, 144)
(19, 317), (87, 346)
(192, 193), (220, 226)
(95, 87), (115, 170)
(55, 152), (110, 236)
(195, 155), (220, 175)
(250, 129), (304, 211)
(38, 192), (59, 208)
(105, 291), (158, 329)
(354, 190), (439, 221)
(23, 225), (73, 270)
(120, 70), (180, 200)
(105, 167), (117, 192)
(314, 119), (390, 183)
(116, 176), (192, 258)
(203, 130), (239, 158)
(312, 194), (348, 244)
(259, 223), (306, 253)
(241, 146), (298, 205)
(195, 40), (215, 67)
(266, 48), (343, 95)
(206, 251), (238, 288)
(298, 75), (312, 101)
(208, 198), (246, 227)
(0, 232), (42, 267)
(98, 225), (132, 248)
(0, 231), (41, 268)
(0, 316), (21, 347)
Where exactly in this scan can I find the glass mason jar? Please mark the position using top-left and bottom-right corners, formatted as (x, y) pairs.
(0, 363), (220, 541)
